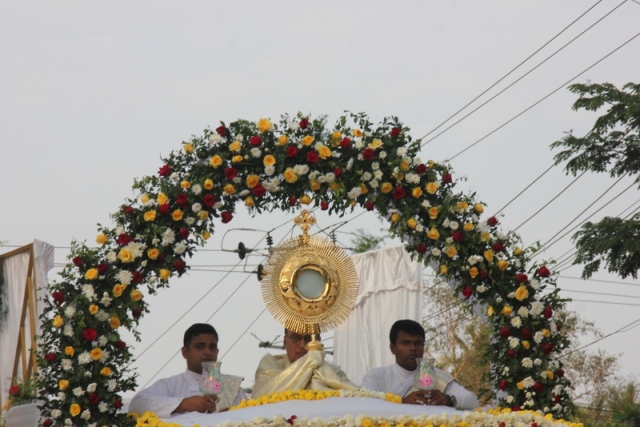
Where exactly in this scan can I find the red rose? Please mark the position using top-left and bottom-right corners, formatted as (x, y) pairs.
(362, 148), (375, 160)
(541, 341), (554, 354)
(252, 184), (266, 197)
(307, 151), (319, 163)
(132, 271), (143, 284)
(221, 211), (233, 224)
(97, 263), (108, 274)
(286, 146), (298, 157)
(556, 368), (565, 378)
(8, 385), (20, 396)
(83, 328), (97, 342)
(88, 393), (100, 404)
(44, 352), (56, 362)
(416, 243), (427, 254)
(390, 127), (401, 138)
(215, 125), (228, 136)
(158, 203), (171, 214)
(392, 186), (406, 200)
(203, 194), (216, 207)
(249, 135), (261, 147)
(158, 164), (171, 177)
(117, 234), (133, 245)
(507, 349), (516, 358)
(487, 216), (499, 227)
(179, 228), (189, 239)
(114, 398), (123, 410)
(499, 380), (509, 390)
(480, 270), (489, 279)
(333, 167), (342, 178)
(537, 266), (551, 277)
(340, 137), (351, 149)
(52, 291), (65, 305)
(364, 200), (374, 211)
(533, 381), (545, 393)
(72, 256), (83, 267)
(415, 164), (427, 174)
(492, 242), (505, 252)
(123, 206), (134, 214)
(515, 273), (528, 283)
(499, 326), (510, 338)
(287, 415), (298, 425)
(499, 422), (506, 427)
(320, 200), (329, 211)
(299, 118), (309, 129)
(176, 193), (188, 207)
(174, 259), (186, 272)
(543, 306), (553, 319)
(452, 231), (463, 242)
(521, 328), (531, 339)
(224, 167), (238, 180)
(461, 286), (473, 298)
(132, 308), (142, 318)
(115, 340), (127, 350)
(289, 196), (297, 206)
(43, 419), (52, 427)
(554, 394), (562, 403)
(442, 173), (452, 184)
(532, 423), (538, 427)
(511, 406), (521, 412)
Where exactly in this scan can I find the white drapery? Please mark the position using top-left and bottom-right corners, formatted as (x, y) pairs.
(333, 246), (422, 385)
(0, 240), (54, 407)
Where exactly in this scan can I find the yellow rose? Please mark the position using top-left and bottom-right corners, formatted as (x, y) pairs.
(278, 135), (289, 145)
(203, 178), (214, 190)
(229, 141), (241, 152)
(301, 135), (314, 146)
(445, 246), (457, 258)
(484, 249), (494, 263)
(380, 182), (393, 194)
(85, 268), (98, 280)
(439, 265), (448, 274)
(463, 223), (474, 231)
(331, 131), (342, 141)
(515, 285), (529, 301)
(59, 379), (69, 390)
(407, 218), (417, 229)
(246, 174), (260, 189)
(159, 269), (171, 281)
(283, 168), (298, 183)
(299, 195), (312, 205)
(426, 182), (440, 194)
(481, 232), (491, 242)
(180, 180), (191, 189)
(231, 155), (243, 163)
(487, 306), (495, 317)
(469, 267), (479, 278)
(502, 305), (513, 316)
(140, 194), (149, 204)
(183, 143), (194, 153)
(157, 193), (169, 205)
(428, 207), (439, 219)
(257, 118), (272, 133)
(171, 209), (184, 221)
(517, 381), (525, 390)
(198, 210), (209, 220)
(118, 248), (134, 263)
(390, 213), (400, 222)
(393, 172), (404, 182)
(113, 284), (125, 298)
(65, 346), (75, 356)
(546, 370), (554, 380)
(514, 247), (523, 256)
(143, 210), (157, 222)
(223, 184), (236, 195)
(70, 403), (81, 416)
(353, 129), (363, 137)
(522, 340), (530, 349)
(53, 315), (64, 328)
(399, 161), (410, 171)
(497, 259), (510, 271)
(131, 290), (143, 302)
(456, 201), (469, 211)
(317, 145), (332, 159)
(202, 230), (211, 240)
(110, 316), (121, 329)
(368, 138), (383, 149)
(209, 155), (223, 168)
(147, 248), (159, 260)
(412, 187), (423, 198)
(474, 203), (484, 213)
(263, 154), (276, 167)
(427, 228), (440, 240)
(244, 196), (255, 207)
(310, 180), (321, 191)
(329, 182), (339, 191)
(89, 305), (99, 315)
(542, 328), (550, 337)
(91, 348), (103, 360)
(100, 367), (112, 377)
(359, 184), (368, 195)
(96, 233), (108, 245)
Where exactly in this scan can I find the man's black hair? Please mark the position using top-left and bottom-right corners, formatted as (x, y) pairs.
(389, 319), (425, 344)
(183, 323), (218, 348)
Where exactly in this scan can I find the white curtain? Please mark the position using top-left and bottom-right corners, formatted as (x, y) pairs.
(0, 240), (54, 405)
(333, 246), (422, 386)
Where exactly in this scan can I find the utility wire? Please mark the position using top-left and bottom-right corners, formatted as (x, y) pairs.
(492, 164), (556, 217)
(570, 299), (640, 307)
(219, 307), (268, 361)
(418, 0), (609, 145)
(562, 288), (640, 300)
(558, 275), (640, 287)
(559, 316), (640, 359)
(444, 32), (640, 161)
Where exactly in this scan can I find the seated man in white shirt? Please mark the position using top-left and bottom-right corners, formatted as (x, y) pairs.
(361, 319), (478, 410)
(128, 323), (248, 417)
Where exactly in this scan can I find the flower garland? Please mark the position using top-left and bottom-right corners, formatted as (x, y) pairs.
(230, 389), (402, 410)
(37, 112), (574, 427)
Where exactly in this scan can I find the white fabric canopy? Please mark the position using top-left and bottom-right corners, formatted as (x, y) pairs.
(333, 246), (422, 385)
(0, 240), (54, 405)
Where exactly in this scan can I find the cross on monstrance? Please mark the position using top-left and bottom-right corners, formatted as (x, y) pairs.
(294, 210), (316, 244)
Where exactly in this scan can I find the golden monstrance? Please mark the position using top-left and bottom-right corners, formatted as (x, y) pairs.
(260, 210), (359, 351)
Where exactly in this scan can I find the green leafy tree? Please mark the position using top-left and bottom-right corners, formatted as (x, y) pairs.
(552, 82), (640, 279)
(350, 228), (387, 253)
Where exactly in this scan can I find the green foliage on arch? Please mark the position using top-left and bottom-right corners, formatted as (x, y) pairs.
(37, 112), (574, 426)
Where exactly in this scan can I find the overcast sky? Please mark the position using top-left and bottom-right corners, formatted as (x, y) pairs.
(2, 1), (640, 398)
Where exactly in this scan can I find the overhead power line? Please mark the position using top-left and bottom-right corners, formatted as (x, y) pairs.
(558, 275), (640, 287)
(559, 316), (640, 359)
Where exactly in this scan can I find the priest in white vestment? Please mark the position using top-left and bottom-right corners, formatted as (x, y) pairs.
(361, 320), (478, 410)
(129, 324), (248, 417)
(252, 330), (358, 399)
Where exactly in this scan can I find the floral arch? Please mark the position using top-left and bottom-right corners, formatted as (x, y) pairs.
(38, 112), (573, 427)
